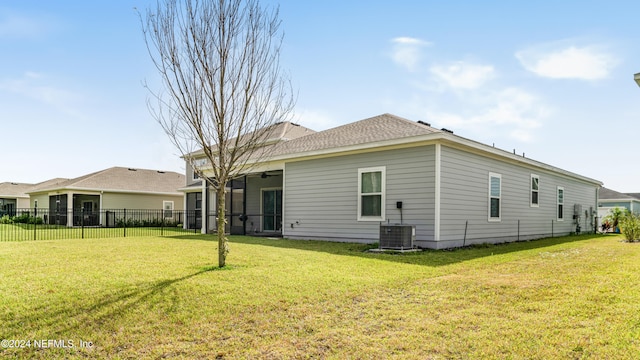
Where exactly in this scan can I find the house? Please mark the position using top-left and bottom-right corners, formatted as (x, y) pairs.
(0, 182), (33, 216)
(187, 114), (602, 249)
(26, 167), (185, 227)
(598, 187), (640, 219)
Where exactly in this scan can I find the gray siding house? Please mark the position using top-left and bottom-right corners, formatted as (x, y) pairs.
(187, 114), (602, 249)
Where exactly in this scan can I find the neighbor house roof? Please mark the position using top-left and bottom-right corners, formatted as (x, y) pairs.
(599, 187), (640, 201)
(0, 182), (34, 199)
(27, 167), (185, 195)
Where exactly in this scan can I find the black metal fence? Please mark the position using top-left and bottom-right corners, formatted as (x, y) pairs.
(0, 208), (202, 241)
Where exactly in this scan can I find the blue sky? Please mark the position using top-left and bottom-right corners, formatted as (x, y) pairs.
(1, 1), (639, 191)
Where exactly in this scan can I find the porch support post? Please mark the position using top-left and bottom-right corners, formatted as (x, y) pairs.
(202, 180), (208, 234)
(243, 175), (247, 235)
(67, 192), (74, 227)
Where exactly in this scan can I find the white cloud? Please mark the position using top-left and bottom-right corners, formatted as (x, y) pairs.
(0, 11), (49, 38)
(515, 43), (618, 80)
(0, 72), (84, 117)
(390, 37), (431, 72)
(425, 87), (547, 143)
(430, 61), (495, 89)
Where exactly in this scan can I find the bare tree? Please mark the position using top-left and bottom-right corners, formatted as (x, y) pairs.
(140, 0), (294, 267)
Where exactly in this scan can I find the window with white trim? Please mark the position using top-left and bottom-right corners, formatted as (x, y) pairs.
(530, 174), (539, 207)
(192, 158), (207, 180)
(557, 187), (564, 221)
(489, 172), (501, 221)
(358, 166), (385, 221)
(163, 201), (174, 219)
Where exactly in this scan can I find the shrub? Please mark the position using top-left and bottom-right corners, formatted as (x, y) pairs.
(619, 212), (640, 242)
(0, 215), (13, 224)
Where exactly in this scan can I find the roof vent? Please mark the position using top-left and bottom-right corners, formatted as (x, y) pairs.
(441, 128), (454, 134)
(127, 168), (137, 171)
(417, 120), (431, 127)
(157, 171), (165, 174)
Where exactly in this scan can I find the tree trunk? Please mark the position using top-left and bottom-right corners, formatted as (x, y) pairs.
(216, 185), (229, 267)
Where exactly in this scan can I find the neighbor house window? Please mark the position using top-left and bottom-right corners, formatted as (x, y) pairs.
(192, 158), (207, 180)
(489, 172), (501, 221)
(358, 166), (385, 221)
(557, 187), (564, 221)
(530, 174), (539, 207)
(163, 201), (174, 219)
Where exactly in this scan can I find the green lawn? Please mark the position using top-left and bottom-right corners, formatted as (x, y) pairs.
(1, 234), (639, 359)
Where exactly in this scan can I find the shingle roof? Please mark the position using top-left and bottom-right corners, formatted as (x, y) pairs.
(27, 167), (185, 194)
(624, 193), (640, 200)
(270, 113), (440, 156)
(0, 182), (34, 198)
(599, 187), (637, 200)
(187, 121), (316, 157)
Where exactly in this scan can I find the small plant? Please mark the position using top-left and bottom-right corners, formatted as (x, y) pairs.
(619, 211), (640, 242)
(0, 215), (13, 224)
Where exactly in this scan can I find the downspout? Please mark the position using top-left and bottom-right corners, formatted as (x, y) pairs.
(434, 143), (441, 242)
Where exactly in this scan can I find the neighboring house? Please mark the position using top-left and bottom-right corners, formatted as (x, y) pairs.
(186, 114), (602, 249)
(598, 187), (640, 219)
(26, 167), (185, 227)
(0, 182), (33, 216)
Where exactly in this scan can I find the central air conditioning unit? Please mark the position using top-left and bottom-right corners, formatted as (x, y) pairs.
(379, 224), (415, 250)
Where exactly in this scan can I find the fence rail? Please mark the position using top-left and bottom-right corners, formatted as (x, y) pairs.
(0, 208), (201, 241)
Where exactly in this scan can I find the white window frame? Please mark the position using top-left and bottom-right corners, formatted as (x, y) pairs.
(357, 166), (386, 222)
(192, 158), (207, 180)
(530, 174), (540, 207)
(557, 186), (564, 221)
(488, 172), (501, 222)
(163, 201), (174, 219)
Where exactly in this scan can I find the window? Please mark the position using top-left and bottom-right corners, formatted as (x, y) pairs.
(489, 173), (501, 221)
(192, 158), (207, 180)
(557, 187), (564, 221)
(358, 167), (385, 221)
(163, 201), (174, 219)
(530, 174), (539, 207)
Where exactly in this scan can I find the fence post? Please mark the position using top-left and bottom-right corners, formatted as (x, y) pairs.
(517, 219), (520, 242)
(551, 220), (554, 238)
(161, 209), (164, 237)
(123, 209), (127, 238)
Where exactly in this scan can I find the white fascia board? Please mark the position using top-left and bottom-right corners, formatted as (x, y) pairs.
(439, 136), (602, 186)
(249, 132), (602, 187)
(193, 131), (602, 187)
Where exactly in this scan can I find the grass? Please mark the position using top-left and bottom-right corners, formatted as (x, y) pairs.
(1, 234), (640, 359)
